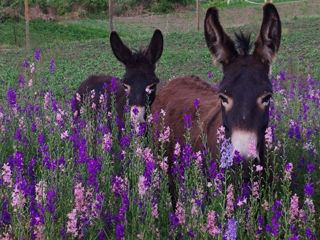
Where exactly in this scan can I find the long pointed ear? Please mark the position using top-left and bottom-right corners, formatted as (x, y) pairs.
(144, 29), (163, 64)
(204, 7), (238, 65)
(253, 3), (281, 64)
(110, 31), (132, 65)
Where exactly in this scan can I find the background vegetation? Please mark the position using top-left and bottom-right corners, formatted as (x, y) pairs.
(0, 0), (319, 239)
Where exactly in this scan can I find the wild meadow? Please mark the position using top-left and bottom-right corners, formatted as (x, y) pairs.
(0, 2), (320, 239)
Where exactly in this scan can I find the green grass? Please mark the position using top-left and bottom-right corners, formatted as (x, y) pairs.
(0, 18), (109, 48)
(1, 15), (319, 101)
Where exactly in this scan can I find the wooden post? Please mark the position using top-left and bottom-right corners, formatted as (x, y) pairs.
(109, 0), (113, 31)
(24, 0), (30, 51)
(196, 0), (199, 31)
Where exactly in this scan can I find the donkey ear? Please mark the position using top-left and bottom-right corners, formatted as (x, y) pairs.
(253, 3), (281, 64)
(204, 7), (237, 65)
(110, 31), (132, 65)
(144, 29), (163, 64)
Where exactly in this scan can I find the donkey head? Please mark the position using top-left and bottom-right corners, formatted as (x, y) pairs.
(204, 4), (281, 160)
(110, 29), (163, 128)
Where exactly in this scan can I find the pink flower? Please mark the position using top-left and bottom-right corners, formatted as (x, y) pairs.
(252, 181), (259, 199)
(34, 222), (44, 239)
(158, 157), (168, 173)
(99, 94), (105, 104)
(216, 125), (225, 144)
(102, 133), (112, 152)
(207, 210), (221, 237)
(74, 183), (84, 211)
(35, 181), (47, 204)
(194, 151), (202, 165)
(67, 208), (78, 237)
(1, 163), (12, 187)
(138, 175), (147, 196)
(1, 232), (13, 240)
(61, 130), (69, 140)
(305, 198), (315, 213)
(174, 142), (181, 156)
(90, 89), (95, 99)
(44, 92), (50, 110)
(255, 165), (263, 172)
(142, 147), (153, 162)
(248, 139), (257, 158)
(191, 199), (198, 215)
(176, 201), (186, 224)
(289, 194), (299, 223)
(146, 114), (153, 123)
(159, 126), (170, 143)
(261, 200), (269, 211)
(152, 203), (159, 219)
(226, 184), (234, 218)
(265, 127), (273, 149)
(11, 184), (26, 211)
(30, 63), (35, 73)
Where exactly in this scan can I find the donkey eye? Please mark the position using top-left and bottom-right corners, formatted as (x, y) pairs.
(122, 83), (130, 93)
(219, 94), (229, 104)
(261, 94), (272, 106)
(218, 93), (233, 111)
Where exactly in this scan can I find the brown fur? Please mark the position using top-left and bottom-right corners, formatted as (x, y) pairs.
(151, 75), (222, 158)
(75, 74), (126, 120)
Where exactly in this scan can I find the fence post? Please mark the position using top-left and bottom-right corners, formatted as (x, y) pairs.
(196, 0), (199, 31)
(24, 0), (30, 51)
(109, 0), (113, 31)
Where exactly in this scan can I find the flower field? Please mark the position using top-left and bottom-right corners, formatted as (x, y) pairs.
(0, 46), (319, 240)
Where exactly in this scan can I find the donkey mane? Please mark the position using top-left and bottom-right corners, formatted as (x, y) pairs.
(126, 48), (155, 66)
(234, 31), (252, 56)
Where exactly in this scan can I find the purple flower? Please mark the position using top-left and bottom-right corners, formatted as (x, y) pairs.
(50, 59), (55, 73)
(184, 114), (192, 130)
(7, 88), (16, 106)
(115, 223), (124, 240)
(87, 157), (102, 190)
(23, 61), (29, 68)
(19, 75), (24, 88)
(35, 49), (40, 61)
(208, 71), (212, 79)
(132, 106), (139, 115)
(194, 98), (200, 108)
(1, 199), (11, 225)
(305, 229), (316, 240)
(219, 139), (233, 168)
(306, 163), (316, 173)
(304, 183), (314, 196)
(225, 218), (237, 240)
(169, 212), (179, 230)
(232, 150), (243, 164)
(46, 185), (56, 215)
(38, 132), (45, 147)
(111, 76), (117, 92)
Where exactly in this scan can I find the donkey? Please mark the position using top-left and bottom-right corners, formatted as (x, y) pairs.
(74, 29), (163, 130)
(151, 3), (281, 205)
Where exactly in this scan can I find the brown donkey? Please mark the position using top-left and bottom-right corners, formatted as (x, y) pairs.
(74, 29), (163, 130)
(151, 3), (281, 198)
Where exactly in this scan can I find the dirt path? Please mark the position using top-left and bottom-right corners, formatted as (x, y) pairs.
(113, 0), (320, 33)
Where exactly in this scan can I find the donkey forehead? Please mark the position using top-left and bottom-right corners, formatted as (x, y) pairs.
(220, 64), (272, 95)
(123, 69), (158, 85)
